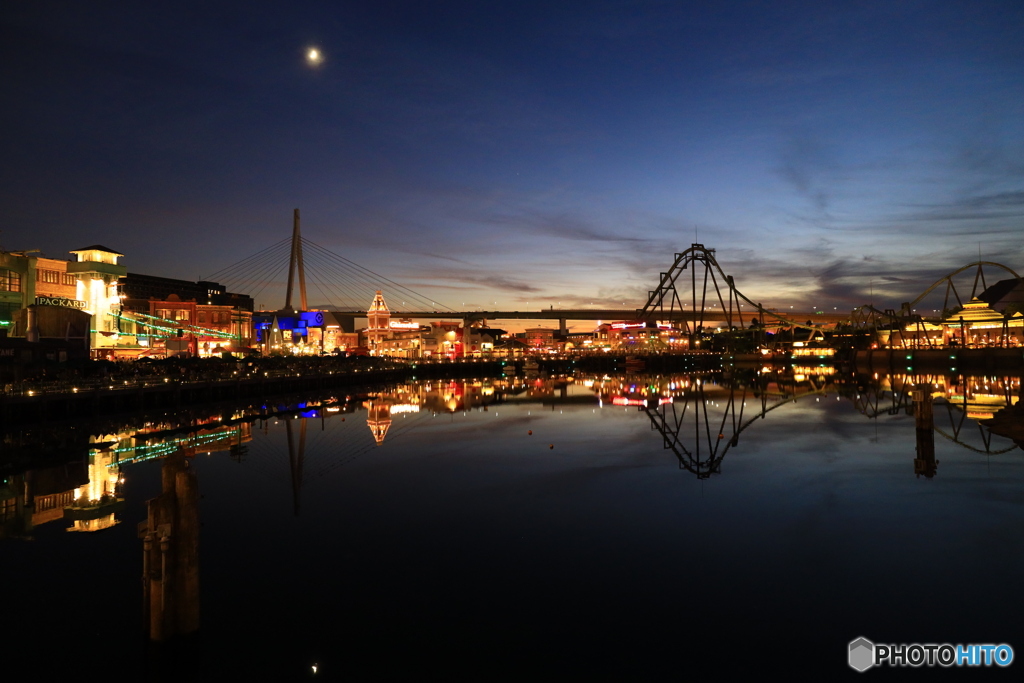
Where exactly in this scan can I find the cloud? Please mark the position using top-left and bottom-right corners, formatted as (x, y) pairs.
(407, 267), (545, 295)
(775, 137), (839, 220)
(895, 190), (1024, 223)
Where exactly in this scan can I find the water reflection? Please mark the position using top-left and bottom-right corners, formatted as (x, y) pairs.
(66, 446), (125, 531)
(2, 370), (1020, 541)
(1, 460), (84, 539)
(1, 367), (1022, 676)
(356, 371), (1020, 479)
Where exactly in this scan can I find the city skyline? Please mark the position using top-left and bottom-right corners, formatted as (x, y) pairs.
(2, 1), (1022, 314)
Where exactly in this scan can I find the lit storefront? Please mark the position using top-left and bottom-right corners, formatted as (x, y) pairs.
(596, 321), (690, 351)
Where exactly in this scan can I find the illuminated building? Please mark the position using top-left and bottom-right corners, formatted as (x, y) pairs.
(595, 321), (687, 351)
(365, 291), (391, 352)
(67, 245), (127, 358)
(0, 250), (72, 322)
(426, 321), (462, 358)
(942, 298), (1023, 348)
(123, 295), (254, 358)
(254, 310), (355, 355)
(353, 291), (507, 358)
(882, 299), (1023, 349)
(494, 337), (531, 357)
(1, 246), (128, 358)
(1, 249), (92, 356)
(525, 327), (557, 349)
(463, 326), (504, 357)
(373, 321), (426, 358)
(34, 256), (80, 299)
(121, 273), (255, 358)
(2, 247), (257, 359)
(562, 331), (594, 350)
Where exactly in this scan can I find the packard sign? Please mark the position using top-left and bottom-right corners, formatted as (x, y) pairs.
(35, 296), (88, 310)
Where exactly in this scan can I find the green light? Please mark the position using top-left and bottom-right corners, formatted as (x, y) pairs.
(112, 310), (239, 340)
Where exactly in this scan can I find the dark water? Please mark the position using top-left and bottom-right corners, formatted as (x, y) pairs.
(3, 370), (1022, 680)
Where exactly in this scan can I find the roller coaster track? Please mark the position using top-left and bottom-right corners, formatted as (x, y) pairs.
(850, 383), (1020, 455)
(640, 245), (1020, 335)
(640, 243), (820, 332)
(898, 262), (1019, 317)
(934, 426), (1018, 455)
(845, 261), (1020, 331)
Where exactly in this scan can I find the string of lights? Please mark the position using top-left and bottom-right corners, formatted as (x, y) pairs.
(114, 311), (239, 340)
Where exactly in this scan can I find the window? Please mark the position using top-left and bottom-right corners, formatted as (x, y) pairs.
(63, 273), (77, 286)
(1, 497), (16, 521)
(37, 269), (61, 284)
(175, 310), (190, 321)
(198, 312), (207, 323)
(0, 270), (21, 292)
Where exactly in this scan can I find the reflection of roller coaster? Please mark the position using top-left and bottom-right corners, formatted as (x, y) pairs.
(640, 371), (1020, 479)
(852, 374), (1021, 455)
(642, 373), (832, 478)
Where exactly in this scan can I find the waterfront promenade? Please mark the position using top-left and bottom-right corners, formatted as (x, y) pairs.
(0, 355), (501, 425)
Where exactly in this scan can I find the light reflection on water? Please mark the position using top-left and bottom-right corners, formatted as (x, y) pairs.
(2, 369), (1021, 677)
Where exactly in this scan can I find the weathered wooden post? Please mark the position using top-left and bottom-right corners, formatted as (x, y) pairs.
(912, 382), (936, 478)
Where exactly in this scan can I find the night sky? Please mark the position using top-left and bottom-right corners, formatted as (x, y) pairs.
(2, 1), (1022, 315)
